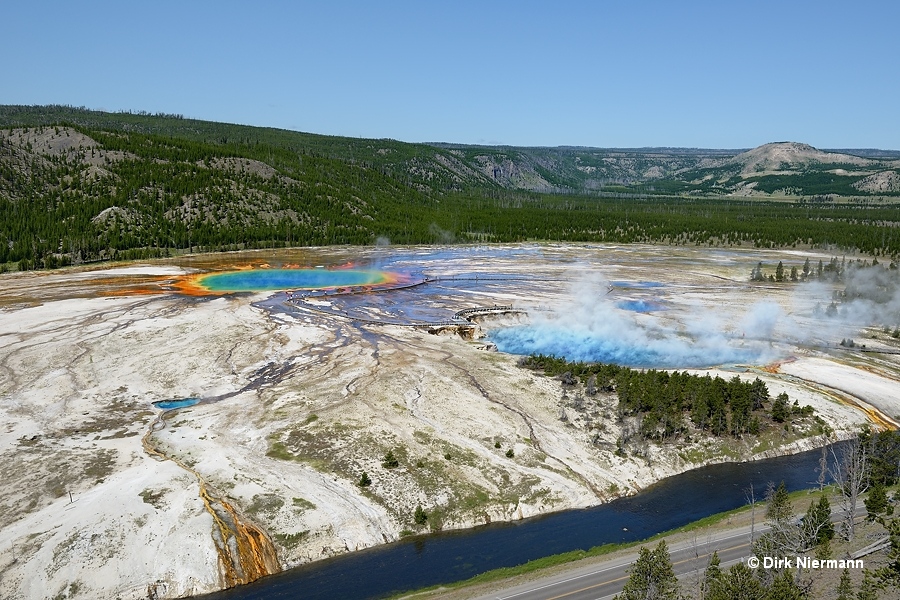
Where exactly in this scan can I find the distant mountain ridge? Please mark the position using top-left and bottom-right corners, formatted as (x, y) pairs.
(2, 105), (898, 198)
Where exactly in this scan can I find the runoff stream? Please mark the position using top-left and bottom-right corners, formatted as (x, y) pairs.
(198, 444), (836, 600)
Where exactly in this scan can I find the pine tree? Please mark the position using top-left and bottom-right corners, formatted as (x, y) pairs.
(775, 261), (785, 282)
(807, 494), (834, 545)
(766, 481), (792, 526)
(751, 262), (764, 281)
(750, 378), (769, 410)
(865, 481), (889, 521)
(616, 541), (680, 600)
(876, 518), (900, 586)
(815, 537), (832, 561)
(772, 393), (790, 423)
(359, 471), (372, 487)
(707, 563), (765, 600)
(381, 450), (399, 468)
(703, 551), (724, 598)
(836, 568), (853, 600)
(414, 504), (428, 525)
(767, 570), (805, 600)
(856, 571), (878, 600)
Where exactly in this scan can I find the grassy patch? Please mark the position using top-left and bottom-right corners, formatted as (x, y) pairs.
(458, 489), (490, 512)
(51, 580), (83, 600)
(274, 530), (309, 550)
(83, 447), (117, 484)
(246, 493), (284, 517)
(277, 422), (368, 477)
(678, 445), (711, 464)
(58, 398), (154, 437)
(292, 497), (316, 511)
(139, 488), (168, 509)
(751, 437), (775, 455)
(751, 426), (808, 455)
(266, 438), (298, 461)
(413, 430), (434, 445)
(678, 439), (745, 464)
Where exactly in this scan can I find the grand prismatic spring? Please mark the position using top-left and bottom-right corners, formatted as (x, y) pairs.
(175, 265), (420, 295)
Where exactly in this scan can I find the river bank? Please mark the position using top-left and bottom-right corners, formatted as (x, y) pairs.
(195, 445), (854, 600)
(421, 483), (898, 600)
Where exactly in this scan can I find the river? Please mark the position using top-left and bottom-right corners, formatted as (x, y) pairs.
(197, 444), (836, 600)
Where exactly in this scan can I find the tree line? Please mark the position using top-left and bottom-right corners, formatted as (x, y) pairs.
(519, 355), (816, 441)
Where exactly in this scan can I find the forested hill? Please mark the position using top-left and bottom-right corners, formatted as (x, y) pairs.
(2, 104), (900, 270)
(0, 105), (738, 197)
(5, 105), (899, 198)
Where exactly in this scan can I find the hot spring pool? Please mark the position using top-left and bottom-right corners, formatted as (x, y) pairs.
(195, 268), (406, 293)
(153, 398), (200, 410)
(616, 299), (666, 312)
(488, 325), (766, 368)
(610, 281), (664, 288)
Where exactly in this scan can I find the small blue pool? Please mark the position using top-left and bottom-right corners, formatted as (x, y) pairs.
(616, 299), (666, 312)
(153, 398), (200, 410)
(609, 281), (664, 288)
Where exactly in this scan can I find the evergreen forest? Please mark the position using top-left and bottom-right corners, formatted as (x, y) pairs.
(519, 354), (820, 442)
(2, 105), (900, 271)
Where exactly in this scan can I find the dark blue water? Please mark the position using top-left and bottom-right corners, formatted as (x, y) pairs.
(197, 445), (835, 600)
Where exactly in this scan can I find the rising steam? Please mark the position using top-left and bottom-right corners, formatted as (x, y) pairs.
(782, 262), (900, 346)
(838, 265), (900, 325)
(488, 274), (784, 368)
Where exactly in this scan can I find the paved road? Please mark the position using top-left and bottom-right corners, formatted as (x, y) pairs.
(471, 506), (867, 600)
(471, 524), (759, 600)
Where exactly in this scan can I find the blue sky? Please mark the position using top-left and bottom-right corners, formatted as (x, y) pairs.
(4, 1), (898, 149)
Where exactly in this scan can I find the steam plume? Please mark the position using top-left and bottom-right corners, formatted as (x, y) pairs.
(489, 275), (783, 368)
